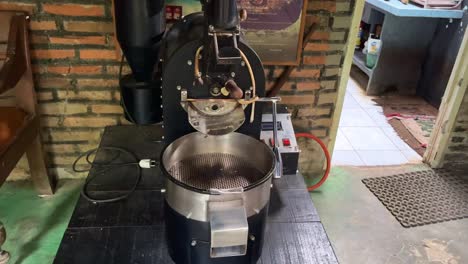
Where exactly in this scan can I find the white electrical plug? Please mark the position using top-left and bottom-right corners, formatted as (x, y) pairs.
(139, 159), (157, 169)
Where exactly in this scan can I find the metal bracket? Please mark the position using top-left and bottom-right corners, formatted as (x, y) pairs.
(212, 32), (242, 65)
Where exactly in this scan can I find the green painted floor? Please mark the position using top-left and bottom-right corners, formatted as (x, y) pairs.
(0, 180), (82, 264)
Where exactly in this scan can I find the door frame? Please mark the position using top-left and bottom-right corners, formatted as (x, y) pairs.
(328, 0), (365, 153)
(329, 1), (467, 168)
(424, 28), (468, 168)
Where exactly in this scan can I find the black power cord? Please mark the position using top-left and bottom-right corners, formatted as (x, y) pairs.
(73, 146), (146, 204)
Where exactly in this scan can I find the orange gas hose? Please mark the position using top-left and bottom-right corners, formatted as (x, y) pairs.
(295, 133), (331, 191)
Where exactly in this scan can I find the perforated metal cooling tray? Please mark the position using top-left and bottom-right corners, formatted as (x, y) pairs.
(168, 153), (265, 190)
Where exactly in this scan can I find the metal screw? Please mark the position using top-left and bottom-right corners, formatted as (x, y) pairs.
(187, 60), (193, 66)
(177, 85), (181, 90)
(241, 61), (246, 67)
(249, 235), (256, 241)
(231, 72), (236, 78)
(191, 240), (197, 246)
(161, 189), (166, 193)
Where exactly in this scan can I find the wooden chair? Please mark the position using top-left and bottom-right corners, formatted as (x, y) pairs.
(0, 11), (56, 263)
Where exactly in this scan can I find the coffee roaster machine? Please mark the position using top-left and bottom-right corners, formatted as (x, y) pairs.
(114, 1), (299, 263)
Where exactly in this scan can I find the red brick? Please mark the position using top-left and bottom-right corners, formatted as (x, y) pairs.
(63, 117), (117, 127)
(41, 117), (61, 127)
(304, 43), (330, 52)
(305, 14), (330, 28)
(317, 92), (337, 105)
(57, 91), (113, 101)
(281, 95), (315, 105)
(49, 36), (107, 45)
(310, 31), (330, 41)
(92, 105), (123, 114)
(29, 21), (57, 31)
(303, 55), (326, 65)
(298, 107), (332, 117)
(43, 4), (105, 17)
(0, 2), (36, 14)
(36, 77), (72, 89)
(63, 21), (114, 33)
(76, 79), (119, 88)
(46, 65), (103, 75)
(311, 118), (333, 127)
(32, 49), (75, 60)
(290, 69), (321, 78)
(309, 2), (336, 12)
(39, 102), (88, 115)
(267, 81), (295, 90)
(297, 82), (321, 91)
(105, 65), (132, 75)
(30, 35), (49, 44)
(309, 128), (328, 138)
(80, 49), (117, 60)
(44, 130), (102, 142)
(37, 91), (54, 101)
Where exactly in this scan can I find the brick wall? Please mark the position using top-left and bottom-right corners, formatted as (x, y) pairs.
(268, 0), (355, 178)
(0, 0), (356, 180)
(443, 90), (468, 171)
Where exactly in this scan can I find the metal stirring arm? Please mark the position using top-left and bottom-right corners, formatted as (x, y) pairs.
(257, 97), (283, 178)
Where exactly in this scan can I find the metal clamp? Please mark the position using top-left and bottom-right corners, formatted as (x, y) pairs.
(257, 97), (283, 179)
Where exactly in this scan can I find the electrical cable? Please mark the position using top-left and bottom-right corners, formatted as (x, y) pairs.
(73, 146), (143, 204)
(295, 133), (331, 192)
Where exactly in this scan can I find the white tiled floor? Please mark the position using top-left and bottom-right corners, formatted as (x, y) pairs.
(333, 79), (423, 166)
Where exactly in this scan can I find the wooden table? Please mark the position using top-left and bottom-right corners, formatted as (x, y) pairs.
(53, 125), (337, 264)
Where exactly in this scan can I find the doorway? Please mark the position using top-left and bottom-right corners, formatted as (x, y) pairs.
(331, 2), (467, 167)
(333, 66), (429, 166)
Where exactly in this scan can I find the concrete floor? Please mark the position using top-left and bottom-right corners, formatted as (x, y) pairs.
(311, 165), (468, 264)
(0, 180), (82, 264)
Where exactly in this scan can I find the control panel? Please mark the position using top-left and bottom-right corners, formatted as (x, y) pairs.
(260, 108), (299, 175)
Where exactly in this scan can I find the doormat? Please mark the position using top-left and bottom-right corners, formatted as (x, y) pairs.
(362, 170), (468, 228)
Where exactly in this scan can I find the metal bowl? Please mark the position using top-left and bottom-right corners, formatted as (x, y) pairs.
(161, 132), (275, 193)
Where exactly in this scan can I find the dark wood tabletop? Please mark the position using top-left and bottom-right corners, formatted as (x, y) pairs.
(54, 125), (338, 264)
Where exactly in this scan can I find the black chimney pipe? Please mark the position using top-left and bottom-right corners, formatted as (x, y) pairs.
(203, 0), (239, 30)
(114, 0), (166, 82)
(113, 0), (166, 124)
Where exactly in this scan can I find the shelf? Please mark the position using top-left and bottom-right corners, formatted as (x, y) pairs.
(352, 50), (374, 77)
(366, 0), (464, 19)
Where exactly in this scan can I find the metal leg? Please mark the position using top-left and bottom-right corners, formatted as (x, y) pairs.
(0, 222), (9, 264)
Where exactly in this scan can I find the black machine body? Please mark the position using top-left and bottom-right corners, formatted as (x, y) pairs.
(165, 201), (268, 264)
(162, 12), (266, 143)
